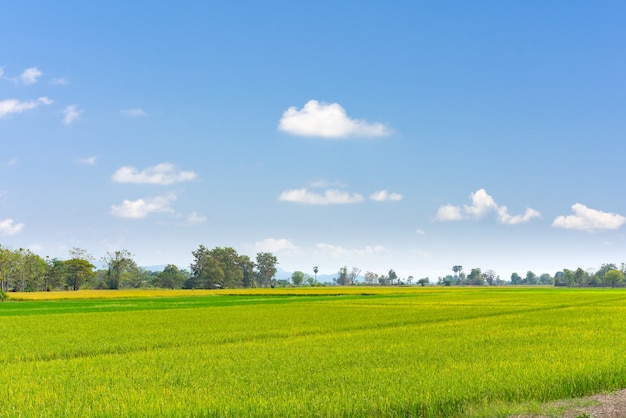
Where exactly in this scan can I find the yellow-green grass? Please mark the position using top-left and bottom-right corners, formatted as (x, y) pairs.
(1, 288), (625, 416)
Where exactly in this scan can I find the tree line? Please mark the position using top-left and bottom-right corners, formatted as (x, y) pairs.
(437, 264), (626, 287)
(0, 245), (279, 292)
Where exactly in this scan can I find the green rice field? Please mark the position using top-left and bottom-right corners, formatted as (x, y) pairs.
(1, 287), (626, 417)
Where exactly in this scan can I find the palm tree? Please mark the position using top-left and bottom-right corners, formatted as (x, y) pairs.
(452, 265), (463, 284)
(313, 266), (319, 282)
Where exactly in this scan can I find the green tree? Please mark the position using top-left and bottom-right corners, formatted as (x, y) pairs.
(467, 268), (483, 285)
(388, 269), (398, 286)
(102, 250), (137, 289)
(483, 270), (497, 286)
(452, 265), (463, 284)
(239, 255), (256, 288)
(604, 269), (624, 288)
(337, 266), (349, 285)
(539, 273), (553, 285)
(525, 271), (538, 285)
(64, 258), (95, 290)
(291, 271), (305, 286)
(44, 258), (66, 291)
(155, 265), (188, 289)
(573, 267), (587, 287)
(255, 252), (278, 288)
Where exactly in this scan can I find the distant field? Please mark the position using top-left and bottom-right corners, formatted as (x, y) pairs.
(1, 287), (626, 417)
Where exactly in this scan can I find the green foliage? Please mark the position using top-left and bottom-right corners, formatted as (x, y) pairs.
(0, 288), (6, 302)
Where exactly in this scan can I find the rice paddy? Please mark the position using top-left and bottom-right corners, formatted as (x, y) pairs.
(1, 287), (626, 417)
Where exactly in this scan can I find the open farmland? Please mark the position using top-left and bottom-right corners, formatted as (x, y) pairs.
(1, 288), (626, 417)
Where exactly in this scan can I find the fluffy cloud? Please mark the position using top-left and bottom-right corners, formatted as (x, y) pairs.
(121, 108), (147, 117)
(370, 190), (403, 202)
(112, 163), (197, 185)
(0, 97), (52, 118)
(436, 189), (541, 225)
(20, 67), (42, 84)
(278, 100), (392, 138)
(0, 218), (25, 235)
(552, 203), (626, 232)
(278, 188), (364, 205)
(253, 238), (296, 253)
(62, 105), (82, 125)
(111, 194), (177, 219)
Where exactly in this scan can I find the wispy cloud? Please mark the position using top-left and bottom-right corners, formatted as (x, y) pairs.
(186, 211), (207, 225)
(111, 194), (177, 219)
(278, 100), (392, 139)
(370, 190), (403, 202)
(278, 188), (364, 205)
(62, 105), (82, 125)
(436, 189), (541, 225)
(78, 156), (97, 165)
(315, 243), (387, 257)
(552, 203), (626, 232)
(51, 78), (68, 86)
(121, 108), (147, 117)
(0, 97), (52, 118)
(253, 238), (296, 253)
(20, 67), (42, 84)
(0, 218), (25, 235)
(112, 163), (197, 185)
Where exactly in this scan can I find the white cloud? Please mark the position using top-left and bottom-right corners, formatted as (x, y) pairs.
(370, 190), (403, 202)
(552, 203), (626, 232)
(121, 108), (147, 117)
(62, 105), (82, 125)
(497, 207), (541, 225)
(111, 194), (177, 219)
(112, 163), (197, 185)
(415, 228), (425, 235)
(436, 188), (541, 225)
(0, 97), (52, 118)
(78, 156), (97, 165)
(253, 238), (296, 253)
(186, 211), (207, 225)
(278, 188), (364, 205)
(0, 218), (25, 235)
(436, 204), (463, 221)
(20, 67), (42, 84)
(278, 100), (392, 138)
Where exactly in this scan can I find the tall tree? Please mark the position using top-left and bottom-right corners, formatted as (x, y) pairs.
(256, 252), (278, 288)
(348, 267), (361, 285)
(467, 268), (483, 285)
(388, 269), (398, 286)
(64, 258), (95, 290)
(102, 250), (137, 289)
(313, 266), (319, 282)
(483, 269), (497, 286)
(337, 266), (349, 285)
(364, 271), (378, 285)
(452, 265), (463, 282)
(604, 269), (624, 288)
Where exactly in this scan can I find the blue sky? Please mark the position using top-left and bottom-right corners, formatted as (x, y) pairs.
(2, 1), (626, 281)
